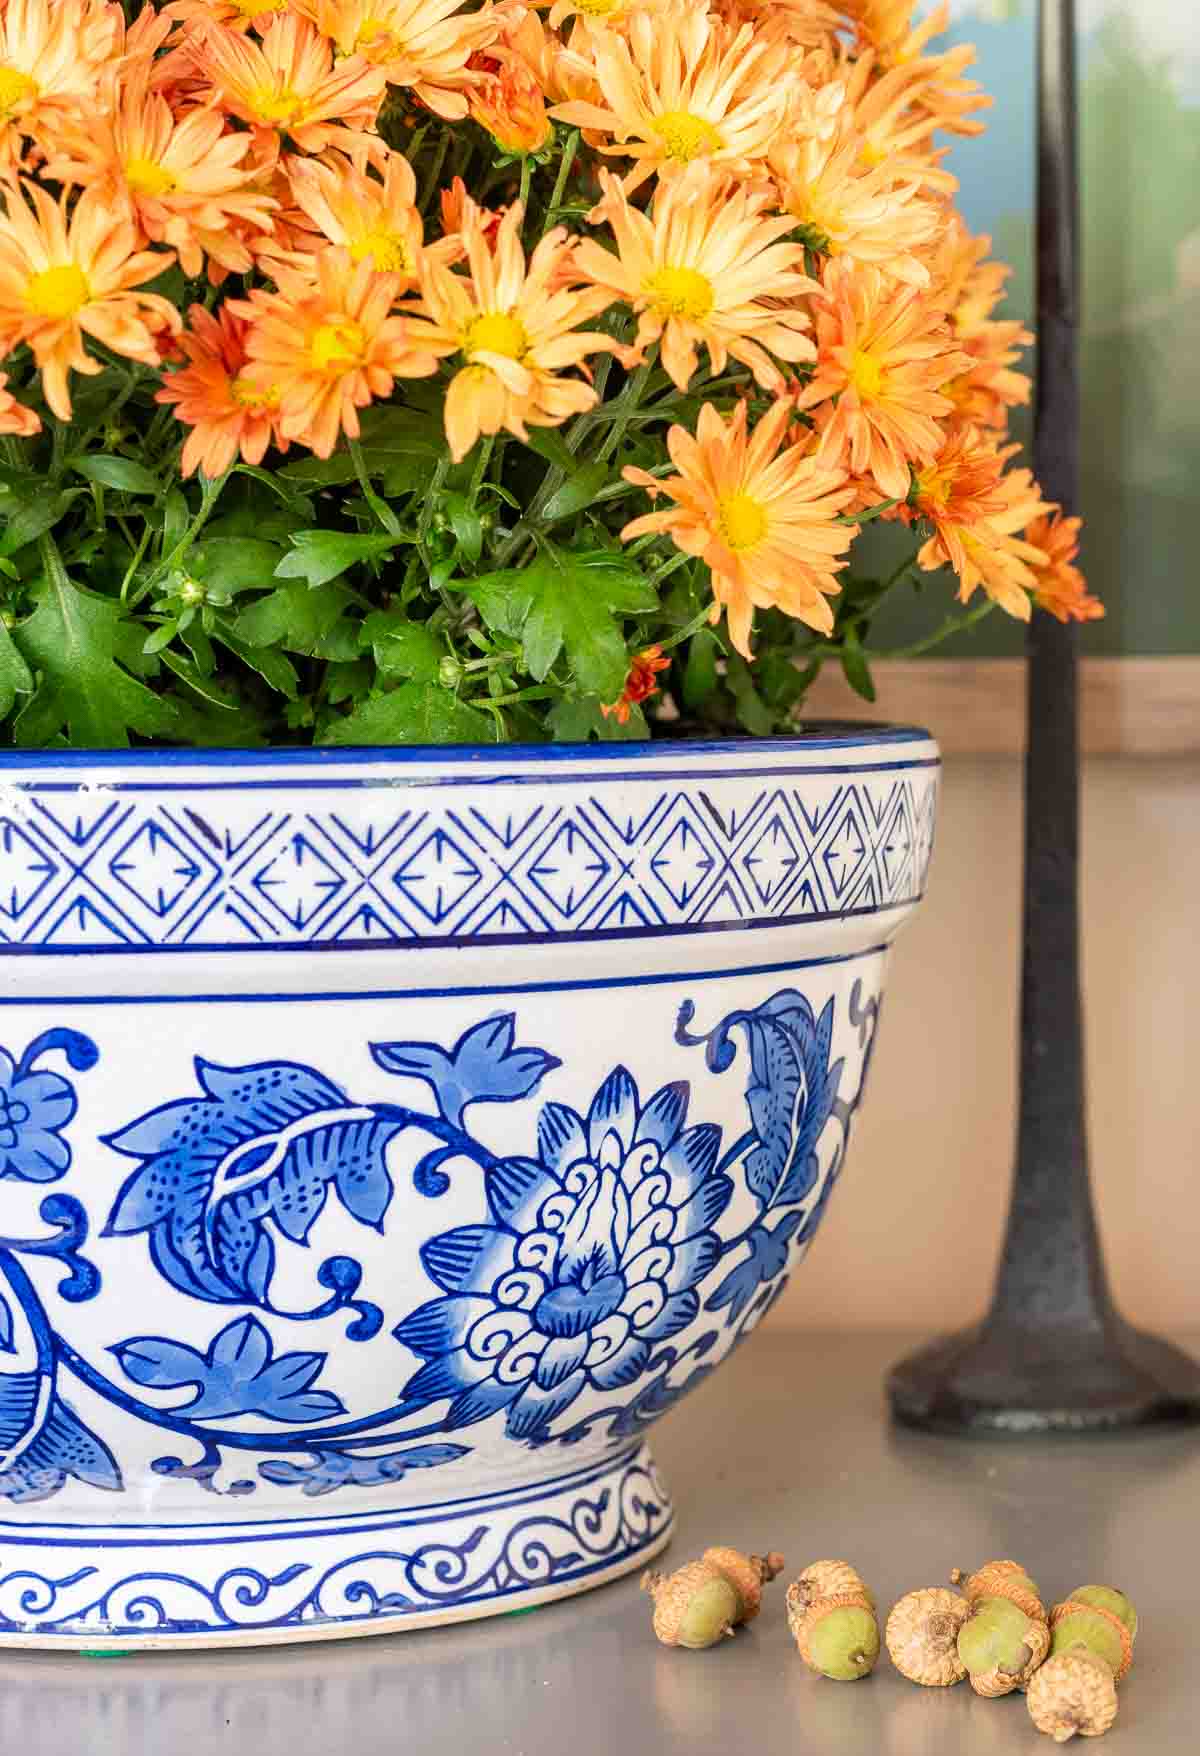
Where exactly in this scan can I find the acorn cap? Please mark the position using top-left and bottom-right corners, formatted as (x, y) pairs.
(966, 1612), (1051, 1698)
(1050, 1598), (1134, 1683)
(950, 1559), (1046, 1623)
(1027, 1649), (1119, 1742)
(792, 1591), (879, 1678)
(885, 1587), (970, 1687)
(702, 1547), (785, 1625)
(641, 1562), (738, 1650)
(787, 1560), (874, 1621)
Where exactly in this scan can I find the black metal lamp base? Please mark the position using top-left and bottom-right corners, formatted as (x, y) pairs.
(888, 1321), (1200, 1435)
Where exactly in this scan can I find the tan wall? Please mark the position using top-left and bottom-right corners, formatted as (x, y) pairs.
(771, 755), (1199, 1333)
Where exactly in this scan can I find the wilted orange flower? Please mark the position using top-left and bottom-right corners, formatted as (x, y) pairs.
(1025, 511), (1103, 623)
(468, 55), (552, 156)
(769, 128), (939, 287)
(0, 372), (40, 437)
(403, 198), (620, 462)
(601, 644), (671, 723)
(0, 182), (180, 420)
(280, 152), (432, 288)
(906, 424), (1052, 618)
(577, 169), (817, 392)
(799, 263), (970, 501)
(292, 0), (497, 120)
(156, 303), (286, 479)
(552, 5), (794, 194)
(204, 16), (386, 159)
(440, 175), (505, 245)
(622, 396), (856, 655)
(232, 250), (439, 458)
(0, 0), (121, 166)
(44, 82), (277, 281)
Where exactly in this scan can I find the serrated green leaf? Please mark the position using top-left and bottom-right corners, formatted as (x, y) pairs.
(361, 611), (443, 681)
(189, 536), (281, 597)
(0, 490), (81, 558)
(72, 456), (161, 496)
(276, 530), (398, 589)
(213, 626), (299, 699)
(235, 578), (355, 656)
(839, 627), (876, 702)
(0, 618), (33, 719)
(319, 683), (492, 747)
(11, 577), (176, 747)
(541, 460), (609, 523)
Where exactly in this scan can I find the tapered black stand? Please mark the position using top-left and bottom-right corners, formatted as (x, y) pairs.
(887, 0), (1200, 1433)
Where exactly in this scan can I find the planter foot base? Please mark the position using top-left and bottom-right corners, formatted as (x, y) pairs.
(0, 1443), (673, 1652)
(887, 1320), (1200, 1435)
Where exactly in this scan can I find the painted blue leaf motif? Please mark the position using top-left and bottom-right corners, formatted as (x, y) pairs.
(704, 1210), (805, 1324)
(103, 1059), (408, 1305)
(258, 1443), (470, 1497)
(0, 1292), (12, 1356)
(0, 1396), (122, 1503)
(371, 1014), (560, 1128)
(112, 1316), (346, 1424)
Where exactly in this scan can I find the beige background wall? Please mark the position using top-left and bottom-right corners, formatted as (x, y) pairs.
(771, 756), (1199, 1334)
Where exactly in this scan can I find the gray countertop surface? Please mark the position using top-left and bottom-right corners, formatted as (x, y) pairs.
(4, 1330), (1198, 1755)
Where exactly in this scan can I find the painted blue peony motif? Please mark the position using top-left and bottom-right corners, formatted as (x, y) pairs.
(395, 1070), (732, 1442)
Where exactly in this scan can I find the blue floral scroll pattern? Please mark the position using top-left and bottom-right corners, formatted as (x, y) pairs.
(0, 768), (937, 949)
(0, 976), (870, 1509)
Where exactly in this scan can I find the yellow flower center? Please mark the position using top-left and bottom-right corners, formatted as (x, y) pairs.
(350, 228), (412, 274)
(251, 85), (303, 128)
(849, 348), (884, 399)
(0, 66), (37, 116)
(26, 264), (90, 321)
(463, 312), (528, 361)
(654, 110), (722, 164)
(231, 376), (281, 411)
(310, 319), (367, 373)
(717, 492), (767, 552)
(125, 155), (177, 197)
(644, 266), (714, 322)
(233, 0), (286, 13)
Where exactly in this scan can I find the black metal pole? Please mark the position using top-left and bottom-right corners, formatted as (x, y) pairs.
(886, 0), (1200, 1432)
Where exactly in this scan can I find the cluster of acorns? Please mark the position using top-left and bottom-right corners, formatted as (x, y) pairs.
(641, 1550), (1137, 1743)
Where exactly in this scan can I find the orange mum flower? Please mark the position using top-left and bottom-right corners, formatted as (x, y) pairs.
(292, 0), (497, 120)
(156, 304), (286, 479)
(906, 424), (1052, 618)
(164, 0), (291, 33)
(404, 198), (620, 463)
(768, 127), (939, 287)
(1025, 511), (1103, 624)
(621, 396), (856, 655)
(232, 250), (440, 458)
(468, 54), (552, 156)
(0, 0), (121, 166)
(601, 644), (671, 724)
(0, 183), (180, 420)
(576, 169), (817, 392)
(280, 152), (430, 288)
(204, 16), (386, 159)
(799, 263), (970, 501)
(44, 82), (277, 281)
(551, 6), (794, 195)
(932, 222), (1032, 431)
(0, 372), (40, 438)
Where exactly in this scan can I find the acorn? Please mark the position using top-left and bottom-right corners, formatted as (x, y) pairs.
(957, 1593), (1051, 1697)
(1049, 1587), (1136, 1683)
(951, 1559), (1046, 1623)
(885, 1587), (971, 1686)
(1026, 1586), (1138, 1741)
(787, 1559), (876, 1614)
(792, 1591), (881, 1680)
(641, 1562), (739, 1650)
(702, 1547), (785, 1626)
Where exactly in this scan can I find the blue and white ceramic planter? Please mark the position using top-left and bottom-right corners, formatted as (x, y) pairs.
(0, 729), (938, 1648)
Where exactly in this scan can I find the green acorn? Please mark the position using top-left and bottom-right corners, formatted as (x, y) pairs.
(641, 1562), (739, 1651)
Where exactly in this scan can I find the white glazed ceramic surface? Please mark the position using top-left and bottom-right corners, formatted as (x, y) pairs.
(0, 731), (938, 1647)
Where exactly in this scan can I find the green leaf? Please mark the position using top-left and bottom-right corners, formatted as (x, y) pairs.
(682, 628), (719, 713)
(189, 537), (281, 598)
(0, 618), (33, 719)
(235, 579), (355, 656)
(213, 626), (299, 699)
(11, 577), (176, 747)
(726, 654), (775, 736)
(547, 696), (647, 742)
(839, 627), (877, 702)
(279, 407), (442, 494)
(319, 682), (492, 747)
(441, 492), (483, 565)
(541, 460), (609, 524)
(0, 490), (81, 559)
(276, 530), (399, 590)
(361, 611), (443, 681)
(521, 428), (576, 472)
(72, 456), (161, 496)
(468, 546), (657, 701)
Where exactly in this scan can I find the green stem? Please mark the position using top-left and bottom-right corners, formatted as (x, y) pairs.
(878, 596), (999, 659)
(348, 439), (403, 538)
(517, 154), (534, 223)
(543, 129), (579, 230)
(417, 128), (449, 216)
(595, 359), (654, 464)
(416, 453), (450, 560)
(136, 468), (230, 604)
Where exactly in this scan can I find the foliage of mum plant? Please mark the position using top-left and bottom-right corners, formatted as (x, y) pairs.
(0, 0), (1102, 749)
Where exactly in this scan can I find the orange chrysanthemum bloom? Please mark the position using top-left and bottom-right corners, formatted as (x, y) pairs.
(769, 126), (940, 287)
(906, 424), (1052, 618)
(44, 83), (278, 282)
(164, 0), (291, 34)
(551, 6), (795, 195)
(440, 175), (505, 246)
(0, 372), (40, 437)
(621, 396), (856, 655)
(203, 17), (386, 159)
(156, 303), (286, 479)
(1025, 511), (1103, 623)
(0, 0), (121, 166)
(0, 183), (180, 421)
(404, 199), (620, 463)
(799, 263), (971, 501)
(930, 221), (1032, 431)
(468, 53), (552, 156)
(232, 250), (440, 458)
(601, 644), (671, 723)
(292, 0), (497, 120)
(846, 0), (990, 138)
(279, 152), (431, 288)
(576, 169), (817, 392)
(716, 0), (842, 52)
